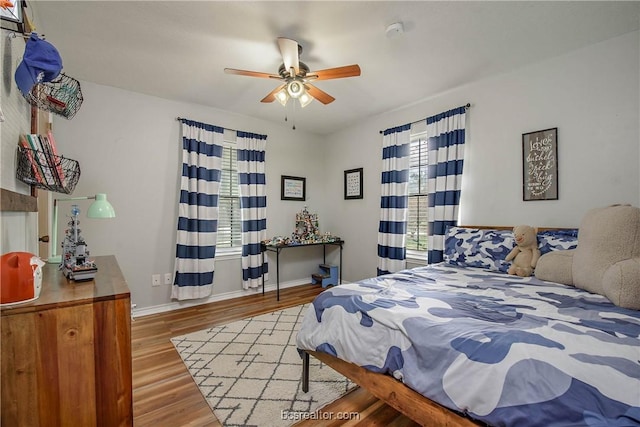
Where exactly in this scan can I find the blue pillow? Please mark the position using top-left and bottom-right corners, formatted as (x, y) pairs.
(444, 227), (515, 273)
(537, 229), (579, 255)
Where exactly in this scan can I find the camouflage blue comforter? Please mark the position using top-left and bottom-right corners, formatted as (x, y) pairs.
(296, 264), (640, 427)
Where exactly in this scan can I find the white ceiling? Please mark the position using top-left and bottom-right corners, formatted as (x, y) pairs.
(29, 1), (640, 135)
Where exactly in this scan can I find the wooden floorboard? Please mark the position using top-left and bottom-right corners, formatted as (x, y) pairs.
(132, 284), (419, 426)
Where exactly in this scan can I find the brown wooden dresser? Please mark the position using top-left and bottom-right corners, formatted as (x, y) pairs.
(1, 255), (133, 426)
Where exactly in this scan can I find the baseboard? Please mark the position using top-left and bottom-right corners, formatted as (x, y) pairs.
(132, 278), (311, 318)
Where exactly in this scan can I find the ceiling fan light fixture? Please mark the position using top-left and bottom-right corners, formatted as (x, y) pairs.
(298, 92), (313, 108)
(287, 80), (305, 98)
(226, 37), (360, 109)
(275, 87), (289, 106)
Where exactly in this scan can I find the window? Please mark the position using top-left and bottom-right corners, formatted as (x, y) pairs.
(217, 142), (241, 248)
(406, 133), (428, 252)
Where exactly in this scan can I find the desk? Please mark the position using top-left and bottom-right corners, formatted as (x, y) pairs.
(1, 255), (133, 426)
(261, 240), (344, 300)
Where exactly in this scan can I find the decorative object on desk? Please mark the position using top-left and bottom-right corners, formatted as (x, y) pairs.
(0, 252), (45, 306)
(171, 304), (354, 427)
(48, 194), (116, 280)
(261, 207), (341, 247)
(16, 133), (81, 194)
(281, 175), (305, 201)
(522, 127), (558, 201)
(261, 206), (340, 247)
(262, 235), (291, 246)
(60, 204), (98, 281)
(292, 206), (320, 243)
(344, 167), (363, 200)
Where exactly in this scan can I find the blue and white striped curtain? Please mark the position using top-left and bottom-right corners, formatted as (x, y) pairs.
(377, 124), (411, 275)
(172, 119), (224, 300)
(237, 131), (268, 289)
(427, 106), (467, 264)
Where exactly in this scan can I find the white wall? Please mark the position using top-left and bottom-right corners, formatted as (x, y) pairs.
(323, 31), (640, 283)
(8, 31), (639, 312)
(51, 82), (328, 310)
(0, 29), (38, 255)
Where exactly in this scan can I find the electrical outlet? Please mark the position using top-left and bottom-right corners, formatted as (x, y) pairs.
(164, 273), (173, 285)
(152, 274), (161, 287)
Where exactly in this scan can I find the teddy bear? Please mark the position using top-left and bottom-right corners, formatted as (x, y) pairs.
(505, 225), (540, 277)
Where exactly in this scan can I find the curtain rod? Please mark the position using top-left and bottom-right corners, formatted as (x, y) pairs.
(177, 117), (268, 139)
(378, 103), (471, 134)
(176, 116), (235, 132)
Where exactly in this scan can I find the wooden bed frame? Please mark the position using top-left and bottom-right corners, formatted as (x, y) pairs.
(301, 350), (482, 427)
(300, 225), (575, 427)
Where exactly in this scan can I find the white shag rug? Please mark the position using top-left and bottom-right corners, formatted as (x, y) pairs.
(171, 303), (355, 427)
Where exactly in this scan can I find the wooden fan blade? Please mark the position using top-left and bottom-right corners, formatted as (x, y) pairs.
(224, 68), (280, 79)
(261, 84), (286, 103)
(277, 37), (299, 76)
(309, 64), (361, 81)
(305, 84), (335, 105)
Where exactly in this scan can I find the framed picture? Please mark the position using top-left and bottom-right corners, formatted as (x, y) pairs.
(522, 127), (558, 201)
(344, 168), (363, 200)
(281, 175), (306, 201)
(1, 0), (23, 25)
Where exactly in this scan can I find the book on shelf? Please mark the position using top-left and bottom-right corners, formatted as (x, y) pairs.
(23, 134), (50, 184)
(19, 135), (44, 184)
(46, 130), (66, 187)
(18, 131), (71, 191)
(25, 134), (56, 187)
(36, 134), (64, 188)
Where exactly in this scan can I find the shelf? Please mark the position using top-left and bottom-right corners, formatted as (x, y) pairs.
(0, 188), (37, 212)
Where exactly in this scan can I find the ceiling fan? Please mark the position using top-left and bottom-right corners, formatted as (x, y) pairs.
(224, 37), (361, 108)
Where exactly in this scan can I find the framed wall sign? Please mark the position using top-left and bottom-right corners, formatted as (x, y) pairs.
(344, 168), (363, 200)
(281, 175), (306, 201)
(522, 127), (558, 201)
(1, 0), (23, 29)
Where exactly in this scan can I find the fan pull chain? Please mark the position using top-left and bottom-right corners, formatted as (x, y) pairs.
(292, 100), (296, 130)
(282, 100), (296, 130)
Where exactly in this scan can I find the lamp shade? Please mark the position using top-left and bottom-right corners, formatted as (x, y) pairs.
(87, 193), (116, 219)
(275, 87), (289, 106)
(287, 80), (304, 98)
(298, 92), (313, 108)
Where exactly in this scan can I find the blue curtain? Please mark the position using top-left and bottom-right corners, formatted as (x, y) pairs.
(237, 131), (268, 289)
(426, 106), (467, 264)
(377, 124), (411, 275)
(172, 118), (224, 300)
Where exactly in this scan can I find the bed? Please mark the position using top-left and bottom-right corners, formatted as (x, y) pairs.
(296, 227), (640, 427)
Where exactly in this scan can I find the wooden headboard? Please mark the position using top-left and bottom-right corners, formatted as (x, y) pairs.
(462, 225), (575, 232)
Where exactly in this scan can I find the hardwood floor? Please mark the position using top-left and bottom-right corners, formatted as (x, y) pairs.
(132, 284), (419, 426)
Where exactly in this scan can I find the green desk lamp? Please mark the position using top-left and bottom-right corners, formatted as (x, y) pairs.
(47, 193), (116, 264)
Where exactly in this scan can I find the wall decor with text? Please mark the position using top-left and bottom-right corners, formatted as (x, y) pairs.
(522, 127), (558, 201)
(281, 175), (306, 201)
(344, 168), (363, 200)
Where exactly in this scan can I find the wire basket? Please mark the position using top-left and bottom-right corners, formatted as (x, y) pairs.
(16, 145), (81, 194)
(22, 73), (84, 120)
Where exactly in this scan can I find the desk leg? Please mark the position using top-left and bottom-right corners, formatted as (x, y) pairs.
(261, 250), (265, 295)
(302, 351), (310, 393)
(339, 244), (343, 284)
(276, 248), (280, 301)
